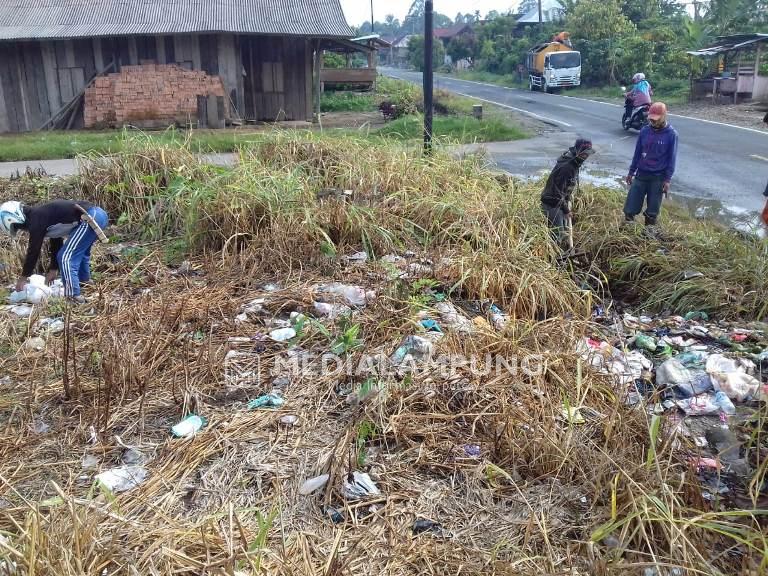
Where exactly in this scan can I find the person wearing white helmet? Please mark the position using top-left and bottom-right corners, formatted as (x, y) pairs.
(623, 72), (653, 125)
(0, 199), (109, 303)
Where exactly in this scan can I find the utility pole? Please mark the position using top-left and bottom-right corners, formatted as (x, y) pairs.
(538, 0), (543, 28)
(424, 0), (434, 152)
(371, 0), (375, 33)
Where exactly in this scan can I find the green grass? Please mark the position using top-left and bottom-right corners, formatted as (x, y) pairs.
(0, 128), (268, 162)
(449, 70), (524, 88)
(376, 115), (527, 143)
(320, 92), (376, 112)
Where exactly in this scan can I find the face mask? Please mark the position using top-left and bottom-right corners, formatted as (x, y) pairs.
(650, 119), (665, 129)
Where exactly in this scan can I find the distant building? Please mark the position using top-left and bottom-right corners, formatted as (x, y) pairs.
(516, 0), (566, 26)
(0, 0), (354, 133)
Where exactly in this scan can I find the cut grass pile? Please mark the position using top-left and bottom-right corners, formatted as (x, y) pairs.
(0, 134), (765, 575)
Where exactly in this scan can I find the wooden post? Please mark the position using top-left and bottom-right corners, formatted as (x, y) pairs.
(313, 40), (321, 123)
(473, 104), (483, 120)
(734, 51), (741, 104)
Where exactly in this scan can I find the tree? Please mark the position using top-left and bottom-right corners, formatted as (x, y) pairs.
(455, 12), (465, 24)
(447, 34), (478, 63)
(407, 35), (446, 71)
(567, 0), (635, 82)
(485, 10), (501, 20)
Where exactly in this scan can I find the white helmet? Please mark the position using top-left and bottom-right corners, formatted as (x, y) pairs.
(632, 73), (646, 83)
(0, 201), (25, 236)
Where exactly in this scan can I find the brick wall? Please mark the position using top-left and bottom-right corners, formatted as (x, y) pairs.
(84, 64), (227, 129)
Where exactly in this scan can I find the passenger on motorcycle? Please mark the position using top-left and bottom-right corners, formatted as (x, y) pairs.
(623, 73), (653, 123)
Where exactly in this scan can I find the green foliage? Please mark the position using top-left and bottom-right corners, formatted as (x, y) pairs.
(446, 34), (478, 63)
(320, 93), (376, 113)
(376, 115), (527, 144)
(407, 35), (446, 71)
(330, 321), (364, 356)
(322, 52), (346, 69)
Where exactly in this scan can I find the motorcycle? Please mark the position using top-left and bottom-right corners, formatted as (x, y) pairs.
(621, 87), (650, 131)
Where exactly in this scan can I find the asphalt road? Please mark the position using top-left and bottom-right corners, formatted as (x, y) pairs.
(384, 68), (768, 215)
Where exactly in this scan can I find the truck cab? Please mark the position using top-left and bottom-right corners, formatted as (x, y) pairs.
(527, 42), (582, 93)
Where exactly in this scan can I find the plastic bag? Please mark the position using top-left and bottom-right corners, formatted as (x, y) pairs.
(656, 358), (713, 398)
(96, 465), (148, 493)
(675, 394), (720, 416)
(8, 274), (59, 305)
(706, 353), (760, 401)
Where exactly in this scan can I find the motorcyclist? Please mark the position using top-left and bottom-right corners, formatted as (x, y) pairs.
(623, 73), (653, 125)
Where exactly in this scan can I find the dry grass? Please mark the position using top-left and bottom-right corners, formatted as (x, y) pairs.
(0, 134), (765, 576)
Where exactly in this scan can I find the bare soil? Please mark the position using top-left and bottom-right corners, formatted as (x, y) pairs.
(671, 101), (768, 132)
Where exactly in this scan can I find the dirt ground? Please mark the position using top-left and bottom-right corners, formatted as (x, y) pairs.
(671, 101), (768, 132)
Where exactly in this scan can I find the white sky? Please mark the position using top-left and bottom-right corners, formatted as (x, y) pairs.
(340, 1), (519, 27)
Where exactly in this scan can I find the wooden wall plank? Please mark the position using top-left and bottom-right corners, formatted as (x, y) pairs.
(199, 34), (219, 74)
(155, 36), (166, 64)
(58, 68), (74, 104)
(0, 72), (9, 133)
(64, 40), (76, 67)
(164, 36), (175, 64)
(93, 38), (104, 71)
(0, 44), (23, 132)
(218, 34), (239, 111)
(73, 39), (95, 80)
(41, 42), (62, 114)
(128, 37), (138, 64)
(21, 43), (49, 128)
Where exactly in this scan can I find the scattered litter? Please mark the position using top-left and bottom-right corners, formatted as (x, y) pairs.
(435, 302), (473, 333)
(37, 317), (64, 334)
(23, 337), (46, 352)
(690, 457), (721, 472)
(462, 444), (481, 457)
(684, 311), (709, 321)
(706, 354), (760, 401)
(8, 275), (62, 304)
(655, 358), (713, 398)
(299, 474), (329, 496)
(272, 376), (291, 388)
(247, 393), (285, 410)
(324, 506), (345, 523)
(9, 305), (33, 317)
(713, 391), (736, 415)
(561, 406), (586, 425)
(171, 415), (206, 438)
(675, 394), (720, 416)
(682, 270), (704, 280)
(269, 328), (296, 342)
(342, 471), (381, 500)
(316, 283), (373, 307)
(390, 335), (434, 365)
(279, 414), (299, 426)
(31, 418), (50, 434)
(412, 519), (450, 537)
(96, 465), (148, 493)
(81, 454), (100, 470)
(420, 319), (442, 333)
(121, 448), (146, 466)
(633, 334), (657, 352)
(489, 304), (509, 331)
(313, 301), (352, 319)
(342, 251), (368, 265)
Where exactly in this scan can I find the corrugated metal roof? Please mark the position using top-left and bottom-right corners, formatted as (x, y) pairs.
(0, 0), (354, 40)
(687, 34), (768, 57)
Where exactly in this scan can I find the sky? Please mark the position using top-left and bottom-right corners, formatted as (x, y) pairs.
(339, 0), (519, 27)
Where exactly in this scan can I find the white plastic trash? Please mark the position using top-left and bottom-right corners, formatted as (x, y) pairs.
(171, 415), (206, 438)
(435, 302), (474, 334)
(9, 305), (33, 317)
(299, 474), (330, 496)
(342, 471), (381, 500)
(706, 353), (760, 401)
(95, 465), (148, 493)
(675, 394), (720, 416)
(9, 275), (52, 304)
(313, 301), (352, 320)
(269, 328), (296, 342)
(317, 283), (371, 307)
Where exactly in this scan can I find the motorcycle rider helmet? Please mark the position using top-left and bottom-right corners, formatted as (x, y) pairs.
(632, 73), (646, 83)
(0, 201), (25, 236)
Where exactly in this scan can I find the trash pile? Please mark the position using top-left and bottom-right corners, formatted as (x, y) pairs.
(582, 308), (768, 504)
